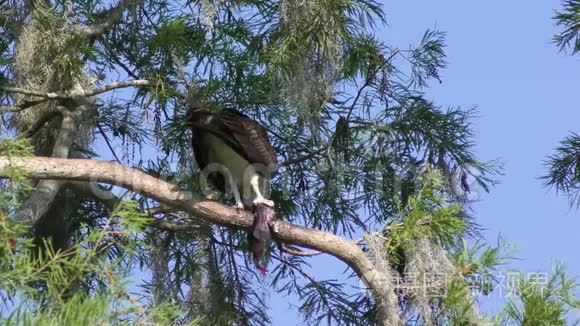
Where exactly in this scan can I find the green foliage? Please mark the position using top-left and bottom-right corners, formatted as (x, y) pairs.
(0, 138), (34, 211)
(0, 138), (35, 157)
(543, 133), (580, 207)
(547, 2), (580, 208)
(265, 0), (370, 75)
(110, 199), (151, 233)
(0, 4), (11, 88)
(5, 295), (111, 326)
(30, 6), (90, 82)
(409, 30), (447, 88)
(451, 238), (514, 295)
(0, 169), (189, 324)
(341, 34), (384, 80)
(4, 293), (201, 326)
(503, 263), (580, 325)
(149, 18), (191, 58)
(0, 181), (193, 324)
(443, 276), (478, 325)
(553, 0), (580, 54)
(386, 170), (466, 253)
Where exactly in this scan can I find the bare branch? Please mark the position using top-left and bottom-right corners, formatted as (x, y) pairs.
(1, 79), (154, 99)
(0, 106), (25, 112)
(280, 244), (322, 257)
(2, 87), (52, 98)
(82, 80), (154, 97)
(0, 156), (398, 325)
(148, 205), (175, 215)
(71, 0), (140, 38)
(67, 180), (119, 211)
(0, 98), (48, 113)
(97, 124), (122, 164)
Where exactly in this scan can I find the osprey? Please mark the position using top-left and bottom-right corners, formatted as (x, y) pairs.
(188, 108), (278, 274)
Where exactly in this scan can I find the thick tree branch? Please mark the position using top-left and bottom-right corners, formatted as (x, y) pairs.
(21, 110), (61, 138)
(0, 106), (26, 112)
(1, 80), (154, 100)
(71, 0), (140, 38)
(0, 156), (399, 325)
(0, 98), (48, 113)
(11, 110), (79, 225)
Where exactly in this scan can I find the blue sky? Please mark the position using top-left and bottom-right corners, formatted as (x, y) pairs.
(270, 1), (580, 324)
(384, 0), (579, 272)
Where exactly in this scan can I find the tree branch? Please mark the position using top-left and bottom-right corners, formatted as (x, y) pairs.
(0, 98), (48, 113)
(21, 110), (61, 138)
(10, 109), (80, 225)
(97, 124), (122, 164)
(280, 244), (322, 257)
(71, 0), (140, 38)
(1, 80), (154, 99)
(0, 156), (398, 325)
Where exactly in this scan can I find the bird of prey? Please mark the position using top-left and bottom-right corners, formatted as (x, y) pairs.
(188, 108), (278, 274)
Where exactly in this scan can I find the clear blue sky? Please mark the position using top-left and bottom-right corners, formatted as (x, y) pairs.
(271, 1), (580, 324)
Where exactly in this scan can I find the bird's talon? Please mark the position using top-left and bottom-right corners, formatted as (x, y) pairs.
(234, 202), (244, 212)
(253, 198), (274, 207)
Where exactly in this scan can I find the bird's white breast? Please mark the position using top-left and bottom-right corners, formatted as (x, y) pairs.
(202, 133), (263, 201)
(204, 134), (247, 181)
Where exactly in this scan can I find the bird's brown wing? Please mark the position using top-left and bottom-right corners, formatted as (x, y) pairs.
(220, 110), (278, 169)
(189, 109), (278, 170)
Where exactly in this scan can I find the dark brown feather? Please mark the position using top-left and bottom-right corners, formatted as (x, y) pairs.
(189, 109), (278, 171)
